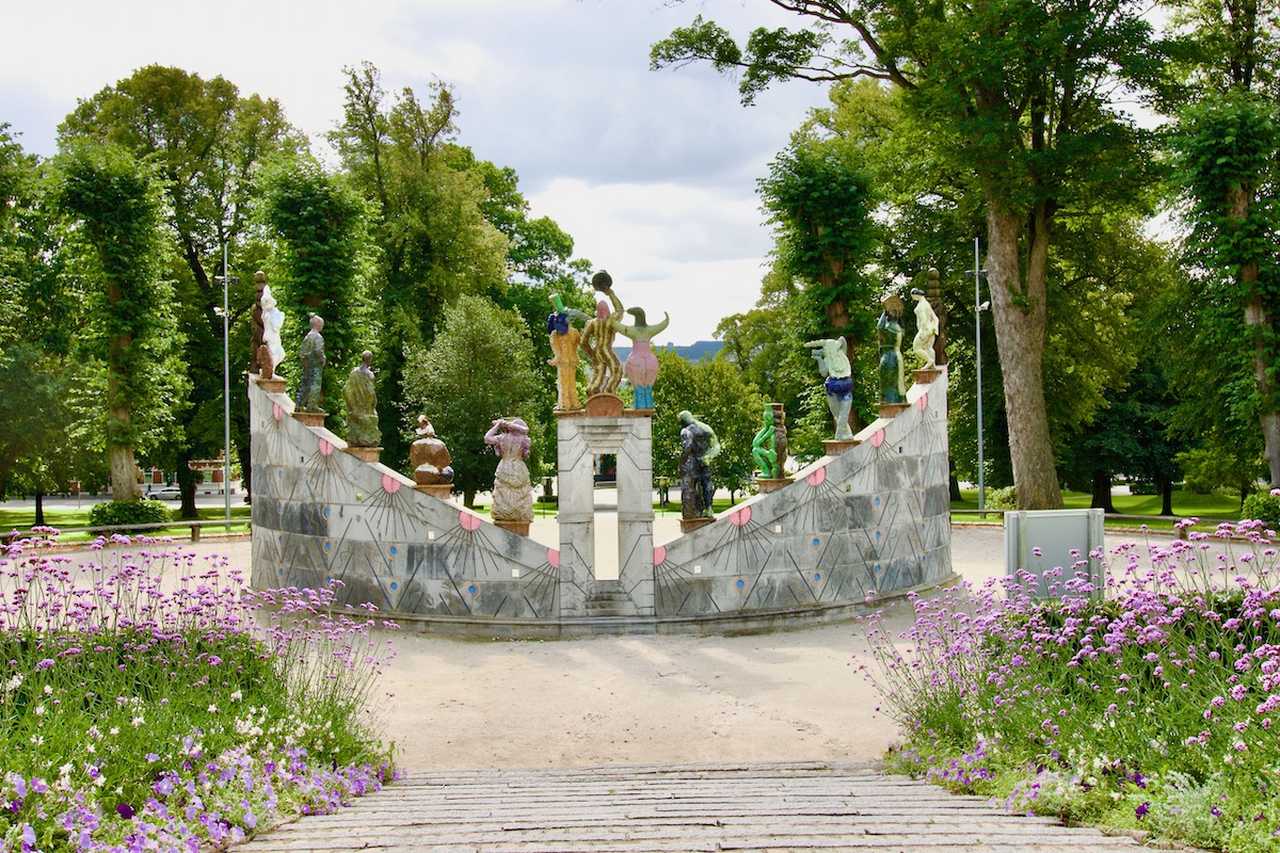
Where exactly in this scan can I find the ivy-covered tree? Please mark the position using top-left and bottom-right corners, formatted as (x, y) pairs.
(54, 142), (187, 500)
(653, 0), (1163, 509)
(402, 294), (542, 508)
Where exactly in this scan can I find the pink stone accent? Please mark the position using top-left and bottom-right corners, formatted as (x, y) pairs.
(459, 511), (483, 532)
(547, 548), (560, 568)
(319, 439), (333, 457)
(806, 467), (827, 487)
(653, 545), (667, 566)
(917, 392), (929, 411)
(730, 506), (752, 527)
(871, 429), (886, 448)
(380, 473), (400, 494)
(272, 403), (284, 422)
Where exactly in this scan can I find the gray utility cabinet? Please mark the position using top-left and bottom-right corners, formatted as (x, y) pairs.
(1004, 508), (1105, 599)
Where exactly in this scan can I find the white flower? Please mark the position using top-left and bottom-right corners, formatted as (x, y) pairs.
(34, 705), (45, 717)
(4, 674), (22, 691)
(108, 727), (119, 737)
(207, 704), (218, 714)
(30, 735), (43, 746)
(230, 689), (243, 702)
(131, 716), (144, 728)
(42, 685), (52, 696)
(85, 743), (95, 755)
(93, 774), (105, 788)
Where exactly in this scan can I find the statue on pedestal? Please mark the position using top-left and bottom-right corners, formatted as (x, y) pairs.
(547, 293), (588, 411)
(485, 417), (533, 524)
(877, 293), (906, 405)
(911, 287), (940, 370)
(249, 271), (267, 374)
(678, 410), (720, 520)
(296, 315), (326, 412)
(410, 415), (454, 486)
(343, 351), (380, 447)
(752, 402), (779, 479)
(805, 338), (854, 441)
(259, 284), (286, 380)
(581, 271), (624, 398)
(618, 306), (670, 410)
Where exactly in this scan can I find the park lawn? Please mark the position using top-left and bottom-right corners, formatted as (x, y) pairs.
(950, 488), (1241, 519)
(0, 505), (252, 542)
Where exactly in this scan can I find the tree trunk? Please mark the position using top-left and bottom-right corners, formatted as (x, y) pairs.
(175, 451), (199, 520)
(1160, 477), (1174, 517)
(109, 444), (141, 501)
(984, 205), (1063, 509)
(464, 488), (476, 509)
(948, 461), (962, 502)
(34, 489), (45, 527)
(1089, 470), (1115, 513)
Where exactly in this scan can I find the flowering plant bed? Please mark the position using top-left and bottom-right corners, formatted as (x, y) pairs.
(0, 532), (397, 851)
(866, 518), (1280, 852)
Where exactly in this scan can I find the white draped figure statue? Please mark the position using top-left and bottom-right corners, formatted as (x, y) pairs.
(261, 284), (286, 369)
(910, 288), (939, 371)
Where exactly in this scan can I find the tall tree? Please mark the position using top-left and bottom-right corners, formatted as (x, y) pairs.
(653, 1), (1162, 508)
(59, 65), (301, 514)
(54, 143), (186, 500)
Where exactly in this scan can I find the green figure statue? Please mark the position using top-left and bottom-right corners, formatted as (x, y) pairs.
(343, 351), (380, 447)
(752, 402), (779, 479)
(877, 293), (907, 405)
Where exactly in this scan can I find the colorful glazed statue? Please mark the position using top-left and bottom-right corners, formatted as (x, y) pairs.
(547, 293), (588, 411)
(296, 314), (326, 412)
(485, 417), (533, 524)
(911, 287), (940, 370)
(877, 292), (907, 405)
(771, 403), (789, 473)
(249, 271), (267, 374)
(410, 415), (454, 486)
(259, 284), (286, 379)
(618, 306), (670, 410)
(678, 410), (721, 520)
(805, 337), (854, 441)
(580, 271), (624, 397)
(343, 351), (380, 447)
(752, 402), (779, 479)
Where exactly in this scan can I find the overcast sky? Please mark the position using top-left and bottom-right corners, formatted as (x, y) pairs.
(1, 0), (831, 343)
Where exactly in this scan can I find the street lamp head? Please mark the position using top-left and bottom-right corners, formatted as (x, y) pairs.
(979, 300), (990, 312)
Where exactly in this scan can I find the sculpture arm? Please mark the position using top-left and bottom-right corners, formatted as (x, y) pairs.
(650, 313), (671, 337)
(704, 428), (722, 463)
(565, 308), (590, 323)
(605, 288), (625, 318)
(484, 421), (503, 447)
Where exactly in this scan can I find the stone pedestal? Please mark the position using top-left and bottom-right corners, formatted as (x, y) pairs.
(914, 368), (942, 385)
(255, 375), (287, 394)
(414, 483), (453, 500)
(494, 519), (531, 537)
(628, 408), (655, 417)
(879, 402), (910, 419)
(344, 446), (381, 463)
(680, 516), (715, 534)
(584, 393), (624, 417)
(755, 477), (793, 494)
(553, 408), (585, 418)
(293, 410), (327, 428)
(823, 439), (861, 456)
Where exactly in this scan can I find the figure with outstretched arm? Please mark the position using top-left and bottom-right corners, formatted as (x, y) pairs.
(617, 306), (670, 409)
(678, 410), (720, 519)
(546, 293), (589, 411)
(581, 271), (624, 397)
(805, 337), (854, 441)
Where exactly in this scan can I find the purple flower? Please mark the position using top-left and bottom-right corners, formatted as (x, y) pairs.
(115, 802), (135, 819)
(1135, 802), (1149, 819)
(35, 659), (54, 670)
(1211, 806), (1222, 818)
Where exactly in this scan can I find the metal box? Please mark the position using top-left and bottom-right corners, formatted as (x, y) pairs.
(1004, 508), (1105, 598)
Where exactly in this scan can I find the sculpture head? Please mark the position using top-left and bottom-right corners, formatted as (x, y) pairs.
(910, 287), (926, 302)
(761, 402), (773, 424)
(416, 414), (436, 437)
(309, 314), (325, 332)
(504, 417), (529, 435)
(627, 306), (647, 326)
(880, 292), (904, 317)
(677, 410), (694, 427)
(254, 270), (267, 288)
(596, 299), (610, 320)
(361, 350), (373, 367)
(591, 270), (613, 292)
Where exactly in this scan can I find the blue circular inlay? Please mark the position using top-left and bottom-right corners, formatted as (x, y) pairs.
(735, 578), (745, 589)
(468, 584), (478, 595)
(814, 573), (822, 582)
(811, 537), (821, 546)
(324, 542), (331, 551)
(390, 581), (398, 591)
(875, 531), (881, 541)
(874, 496), (881, 507)
(389, 545), (398, 556)
(322, 506), (331, 518)
(873, 563), (881, 572)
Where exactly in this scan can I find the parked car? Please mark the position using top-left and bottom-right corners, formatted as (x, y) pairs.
(145, 484), (182, 500)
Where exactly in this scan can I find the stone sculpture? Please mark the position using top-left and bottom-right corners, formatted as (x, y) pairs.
(410, 415), (454, 487)
(249, 271), (267, 374)
(911, 287), (940, 370)
(678, 410), (720, 522)
(805, 338), (855, 441)
(618, 306), (670, 410)
(581, 271), (624, 399)
(877, 293), (907, 405)
(259, 284), (286, 380)
(485, 417), (533, 532)
(752, 402), (779, 479)
(547, 293), (588, 411)
(296, 315), (326, 413)
(772, 403), (789, 473)
(343, 351), (380, 447)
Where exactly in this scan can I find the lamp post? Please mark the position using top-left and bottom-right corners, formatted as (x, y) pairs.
(973, 237), (990, 518)
(214, 251), (237, 526)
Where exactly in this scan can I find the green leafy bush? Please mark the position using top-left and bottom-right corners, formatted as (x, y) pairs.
(986, 486), (1017, 510)
(1241, 490), (1280, 527)
(87, 499), (171, 531)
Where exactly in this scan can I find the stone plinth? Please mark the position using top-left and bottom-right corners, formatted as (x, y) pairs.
(584, 393), (624, 417)
(680, 516), (715, 534)
(627, 408), (654, 417)
(344, 446), (381, 463)
(553, 408), (585, 418)
(414, 483), (453, 500)
(879, 402), (910, 419)
(914, 368), (942, 385)
(755, 477), (793, 494)
(255, 375), (286, 394)
(292, 410), (327, 428)
(494, 519), (531, 537)
(823, 439), (861, 456)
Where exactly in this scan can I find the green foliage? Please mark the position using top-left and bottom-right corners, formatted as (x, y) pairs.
(651, 350), (765, 498)
(1241, 491), (1280, 527)
(985, 486), (1018, 511)
(1176, 446), (1262, 499)
(87, 498), (171, 530)
(402, 294), (541, 506)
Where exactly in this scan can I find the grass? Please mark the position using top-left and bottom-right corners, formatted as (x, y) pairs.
(0, 505), (253, 542)
(949, 488), (1243, 532)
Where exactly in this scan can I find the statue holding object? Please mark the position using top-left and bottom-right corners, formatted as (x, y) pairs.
(618, 305), (670, 410)
(547, 293), (588, 411)
(678, 410), (720, 523)
(877, 292), (907, 405)
(805, 337), (855, 441)
(485, 417), (533, 532)
(343, 351), (380, 448)
(580, 271), (624, 399)
(911, 287), (940, 371)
